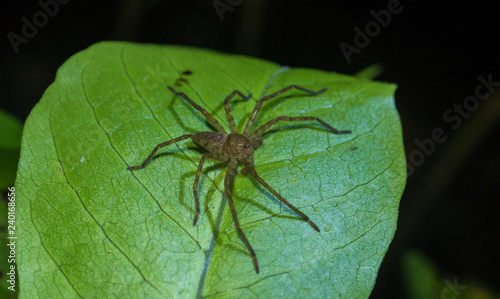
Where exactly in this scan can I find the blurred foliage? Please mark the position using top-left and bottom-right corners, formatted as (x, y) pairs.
(403, 251), (500, 299)
(0, 109), (22, 190)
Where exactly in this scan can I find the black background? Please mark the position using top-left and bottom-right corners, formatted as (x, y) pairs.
(1, 0), (499, 297)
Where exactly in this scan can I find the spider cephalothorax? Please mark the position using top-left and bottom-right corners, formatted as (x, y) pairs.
(128, 84), (351, 273)
(224, 133), (261, 158)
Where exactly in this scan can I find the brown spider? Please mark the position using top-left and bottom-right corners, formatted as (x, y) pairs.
(127, 84), (351, 273)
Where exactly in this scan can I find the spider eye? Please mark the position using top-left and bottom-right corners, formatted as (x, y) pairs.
(244, 140), (251, 148)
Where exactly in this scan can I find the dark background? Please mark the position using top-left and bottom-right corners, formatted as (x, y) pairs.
(1, 0), (499, 297)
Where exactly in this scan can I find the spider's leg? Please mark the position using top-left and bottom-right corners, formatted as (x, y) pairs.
(225, 158), (260, 274)
(242, 160), (320, 232)
(243, 85), (327, 135)
(168, 86), (227, 134)
(251, 116), (351, 138)
(127, 134), (194, 170)
(224, 90), (252, 133)
(193, 152), (214, 226)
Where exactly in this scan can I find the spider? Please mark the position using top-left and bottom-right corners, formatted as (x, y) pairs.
(127, 84), (351, 273)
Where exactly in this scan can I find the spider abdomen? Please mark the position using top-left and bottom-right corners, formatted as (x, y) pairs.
(192, 131), (227, 160)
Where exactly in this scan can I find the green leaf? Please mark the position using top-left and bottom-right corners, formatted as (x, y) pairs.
(353, 63), (384, 80)
(0, 109), (22, 190)
(402, 251), (499, 299)
(17, 42), (406, 298)
(402, 251), (442, 299)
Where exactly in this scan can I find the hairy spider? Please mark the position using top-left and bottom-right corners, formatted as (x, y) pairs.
(127, 84), (351, 273)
